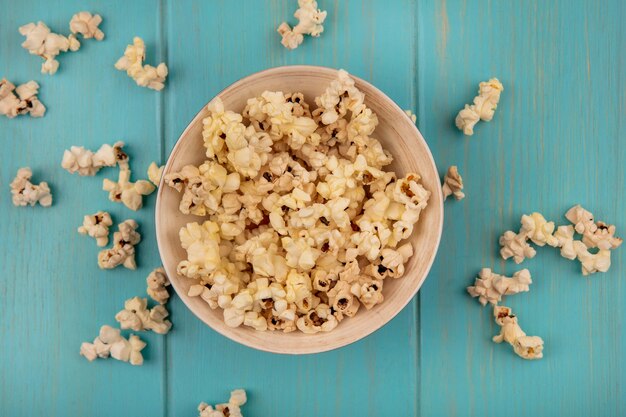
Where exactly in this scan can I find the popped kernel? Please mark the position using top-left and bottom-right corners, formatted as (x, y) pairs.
(19, 21), (80, 74)
(0, 78), (46, 118)
(198, 389), (247, 417)
(467, 268), (532, 306)
(115, 37), (168, 91)
(97, 219), (141, 270)
(492, 305), (543, 360)
(10, 167), (52, 207)
(69, 12), (104, 40)
(455, 78), (503, 135)
(80, 325), (145, 366)
(78, 211), (113, 246)
(277, 0), (327, 50)
(441, 165), (465, 201)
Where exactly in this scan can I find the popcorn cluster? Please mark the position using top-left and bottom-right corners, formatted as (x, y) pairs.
(455, 78), (503, 136)
(78, 211), (113, 246)
(62, 141), (128, 176)
(499, 206), (622, 275)
(166, 70), (430, 333)
(0, 78), (46, 118)
(80, 325), (146, 366)
(467, 268), (531, 306)
(115, 296), (172, 334)
(10, 167), (52, 207)
(115, 37), (168, 91)
(277, 0), (327, 50)
(19, 12), (103, 75)
(97, 219), (141, 270)
(198, 389), (247, 417)
(441, 165), (465, 201)
(493, 306), (544, 360)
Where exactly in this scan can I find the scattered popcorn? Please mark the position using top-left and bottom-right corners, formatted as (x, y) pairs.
(69, 12), (104, 40)
(78, 211), (113, 246)
(499, 212), (557, 263)
(146, 267), (170, 304)
(80, 325), (145, 366)
(404, 109), (417, 124)
(103, 167), (155, 211)
(0, 78), (46, 118)
(10, 167), (52, 207)
(61, 141), (128, 176)
(455, 78), (503, 135)
(115, 296), (172, 334)
(97, 219), (141, 269)
(441, 165), (465, 201)
(565, 205), (622, 251)
(492, 305), (544, 360)
(168, 70), (430, 333)
(198, 389), (247, 417)
(467, 268), (532, 306)
(115, 37), (168, 91)
(19, 21), (80, 74)
(499, 230), (536, 264)
(147, 162), (164, 186)
(277, 0), (327, 50)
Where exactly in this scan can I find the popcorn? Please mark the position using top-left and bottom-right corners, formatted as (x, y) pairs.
(146, 267), (170, 304)
(61, 141), (128, 176)
(277, 0), (327, 50)
(78, 211), (113, 246)
(19, 21), (80, 74)
(103, 167), (155, 211)
(80, 325), (145, 366)
(573, 241), (611, 276)
(565, 205), (622, 250)
(492, 306), (544, 360)
(455, 78), (503, 135)
(520, 212), (558, 247)
(169, 70), (428, 332)
(69, 12), (104, 40)
(10, 167), (52, 207)
(198, 389), (247, 417)
(441, 165), (465, 201)
(115, 296), (172, 334)
(467, 268), (532, 306)
(0, 79), (46, 118)
(147, 162), (164, 186)
(97, 219), (141, 269)
(115, 37), (168, 91)
(554, 225), (576, 260)
(404, 109), (417, 123)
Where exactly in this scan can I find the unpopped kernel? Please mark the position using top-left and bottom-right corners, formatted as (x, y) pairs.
(166, 70), (430, 333)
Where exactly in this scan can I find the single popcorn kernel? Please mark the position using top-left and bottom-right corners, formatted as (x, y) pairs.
(78, 211), (113, 246)
(80, 325), (146, 366)
(455, 78), (503, 135)
(0, 78), (46, 118)
(492, 305), (544, 360)
(441, 165), (465, 201)
(169, 70), (430, 333)
(97, 219), (141, 270)
(277, 0), (327, 50)
(115, 37), (168, 91)
(198, 389), (247, 417)
(19, 21), (80, 74)
(10, 167), (52, 207)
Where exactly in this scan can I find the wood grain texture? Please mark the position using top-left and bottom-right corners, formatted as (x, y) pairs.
(1, 0), (624, 416)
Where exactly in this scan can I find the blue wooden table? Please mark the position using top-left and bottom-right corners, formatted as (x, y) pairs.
(1, 1), (625, 416)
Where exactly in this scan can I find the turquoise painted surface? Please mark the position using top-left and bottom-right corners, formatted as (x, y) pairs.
(0, 0), (624, 416)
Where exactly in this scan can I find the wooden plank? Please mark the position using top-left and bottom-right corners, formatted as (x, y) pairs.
(163, 0), (419, 415)
(0, 1), (166, 415)
(417, 0), (626, 415)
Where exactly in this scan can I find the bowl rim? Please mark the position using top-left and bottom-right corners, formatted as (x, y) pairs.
(155, 64), (443, 354)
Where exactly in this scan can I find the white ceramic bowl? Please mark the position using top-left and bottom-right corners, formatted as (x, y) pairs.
(156, 65), (443, 354)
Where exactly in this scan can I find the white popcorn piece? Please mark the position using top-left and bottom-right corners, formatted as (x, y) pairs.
(115, 37), (168, 91)
(146, 267), (170, 305)
(404, 109), (417, 124)
(147, 162), (164, 186)
(80, 325), (145, 366)
(554, 225), (577, 260)
(493, 305), (544, 360)
(0, 78), (46, 118)
(277, 0), (327, 50)
(69, 12), (104, 40)
(455, 78), (503, 136)
(10, 167), (52, 207)
(103, 167), (155, 211)
(169, 70), (427, 333)
(78, 211), (113, 246)
(520, 212), (558, 247)
(61, 141), (128, 176)
(115, 296), (172, 334)
(441, 165), (465, 201)
(97, 219), (141, 270)
(573, 241), (611, 276)
(198, 389), (248, 417)
(565, 205), (622, 250)
(467, 268), (532, 306)
(19, 21), (81, 75)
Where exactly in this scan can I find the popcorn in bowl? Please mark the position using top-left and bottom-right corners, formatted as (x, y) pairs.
(165, 70), (432, 334)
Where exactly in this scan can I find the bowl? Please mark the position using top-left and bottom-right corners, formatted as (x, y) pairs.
(155, 65), (443, 354)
